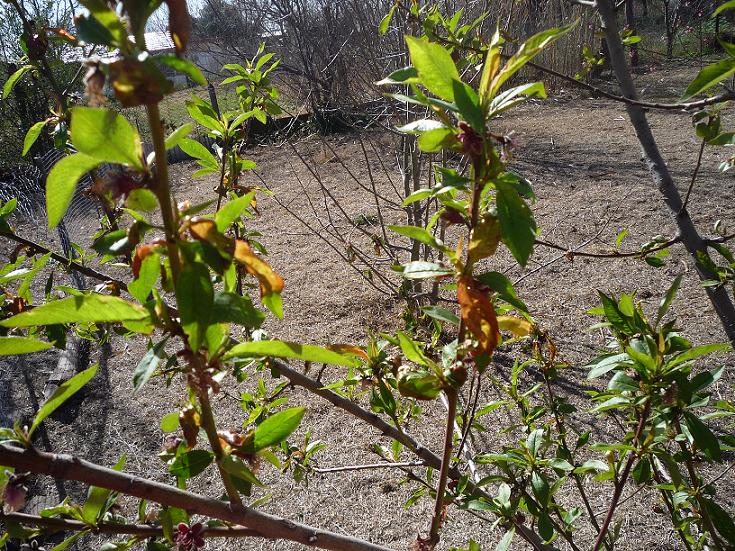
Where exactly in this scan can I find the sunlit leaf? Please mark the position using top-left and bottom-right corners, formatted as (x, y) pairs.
(682, 58), (735, 100)
(30, 364), (98, 436)
(71, 107), (144, 169)
(0, 294), (149, 327)
(404, 35), (459, 101)
(0, 336), (53, 355)
(46, 153), (101, 229)
(225, 340), (359, 367)
(253, 407), (305, 451)
(23, 120), (48, 156)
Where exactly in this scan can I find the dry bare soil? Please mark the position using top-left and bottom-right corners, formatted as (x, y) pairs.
(3, 60), (735, 551)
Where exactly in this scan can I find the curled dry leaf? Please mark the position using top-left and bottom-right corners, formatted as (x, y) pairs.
(328, 344), (369, 360)
(179, 405), (201, 450)
(457, 276), (500, 357)
(234, 240), (284, 299)
(108, 58), (172, 107)
(132, 241), (165, 277)
(496, 315), (534, 337)
(84, 61), (106, 106)
(188, 217), (235, 254)
(166, 0), (192, 54)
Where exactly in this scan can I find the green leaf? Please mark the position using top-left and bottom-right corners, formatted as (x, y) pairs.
(156, 55), (206, 85)
(703, 498), (735, 545)
(496, 183), (537, 266)
(160, 412), (179, 433)
(490, 22), (576, 99)
(46, 153), (102, 229)
(30, 364), (98, 436)
(133, 339), (168, 393)
(169, 449), (213, 479)
(128, 252), (160, 304)
(379, 4), (396, 35)
(23, 120), (48, 156)
(71, 107), (143, 169)
(404, 35), (460, 101)
(397, 331), (431, 366)
(537, 511), (554, 542)
(608, 371), (638, 392)
(452, 80), (484, 133)
(126, 189), (158, 212)
(175, 261), (213, 352)
(585, 352), (630, 379)
(417, 127), (456, 152)
(78, 0), (128, 45)
(215, 191), (256, 232)
(475, 271), (528, 313)
(253, 407), (305, 451)
(496, 528), (515, 551)
(179, 138), (218, 168)
(527, 428), (544, 457)
(220, 454), (263, 487)
(186, 101), (225, 133)
(682, 58), (735, 100)
(683, 411), (721, 461)
(422, 306), (459, 325)
(531, 470), (550, 505)
(714, 0), (735, 16)
(165, 123), (194, 150)
(2, 65), (33, 100)
(262, 292), (283, 320)
(225, 340), (359, 367)
(376, 66), (419, 86)
(82, 454), (126, 524)
(211, 291), (265, 328)
(655, 275), (682, 326)
(388, 225), (447, 252)
(667, 343), (731, 369)
(48, 531), (90, 551)
(573, 459), (609, 474)
(487, 82), (546, 118)
(400, 261), (453, 280)
(0, 336), (53, 355)
(1, 294), (149, 327)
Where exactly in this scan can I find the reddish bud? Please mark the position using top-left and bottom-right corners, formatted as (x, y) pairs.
(457, 122), (483, 158)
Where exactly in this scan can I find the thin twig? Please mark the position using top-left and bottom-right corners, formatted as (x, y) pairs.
(313, 461), (425, 473)
(0, 444), (395, 551)
(0, 512), (261, 539)
(681, 138), (707, 213)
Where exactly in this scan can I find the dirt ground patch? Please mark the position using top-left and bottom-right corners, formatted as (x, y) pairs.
(3, 61), (735, 551)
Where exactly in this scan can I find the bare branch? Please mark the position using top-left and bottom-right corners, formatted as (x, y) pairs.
(0, 444), (396, 551)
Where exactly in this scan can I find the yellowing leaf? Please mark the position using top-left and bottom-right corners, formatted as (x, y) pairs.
(457, 276), (500, 357)
(328, 344), (369, 361)
(189, 218), (234, 252)
(497, 316), (534, 337)
(234, 240), (284, 299)
(468, 213), (500, 266)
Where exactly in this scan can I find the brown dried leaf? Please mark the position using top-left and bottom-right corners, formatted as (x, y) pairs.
(108, 59), (173, 108)
(457, 276), (500, 357)
(179, 406), (200, 450)
(165, 0), (192, 54)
